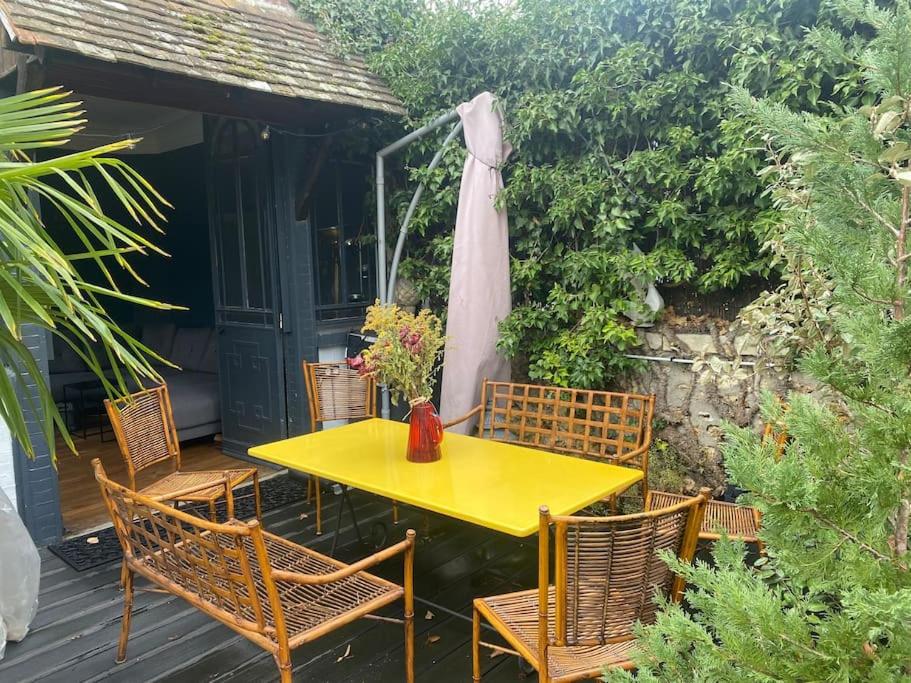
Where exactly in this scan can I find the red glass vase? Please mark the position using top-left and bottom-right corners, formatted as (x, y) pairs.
(407, 400), (443, 463)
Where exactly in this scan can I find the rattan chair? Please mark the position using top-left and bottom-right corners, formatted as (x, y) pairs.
(93, 459), (416, 683)
(472, 488), (709, 681)
(302, 360), (386, 535)
(648, 410), (789, 553)
(104, 385), (261, 522)
(446, 380), (655, 497)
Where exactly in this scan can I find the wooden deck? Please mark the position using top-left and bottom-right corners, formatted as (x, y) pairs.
(1, 488), (540, 682)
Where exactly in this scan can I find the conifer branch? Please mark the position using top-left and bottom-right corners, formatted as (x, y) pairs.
(799, 504), (905, 569)
(753, 493), (902, 567)
(851, 191), (902, 238)
(849, 283), (892, 307)
(895, 185), (909, 320)
(894, 185), (909, 556)
(896, 449), (910, 557)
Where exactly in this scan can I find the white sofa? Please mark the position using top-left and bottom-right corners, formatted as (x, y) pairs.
(49, 323), (221, 442)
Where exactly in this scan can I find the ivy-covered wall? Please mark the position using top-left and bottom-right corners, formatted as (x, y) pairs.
(295, 0), (869, 389)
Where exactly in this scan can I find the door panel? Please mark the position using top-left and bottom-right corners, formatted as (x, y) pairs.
(208, 119), (286, 454)
(218, 330), (281, 445)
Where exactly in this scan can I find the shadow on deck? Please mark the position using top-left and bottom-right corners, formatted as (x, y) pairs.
(0, 489), (540, 682)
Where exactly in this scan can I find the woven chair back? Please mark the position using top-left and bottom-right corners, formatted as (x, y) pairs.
(94, 459), (277, 642)
(105, 385), (180, 488)
(303, 361), (376, 430)
(479, 381), (654, 467)
(546, 492), (706, 646)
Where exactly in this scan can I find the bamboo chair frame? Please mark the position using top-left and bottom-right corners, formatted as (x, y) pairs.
(93, 459), (416, 683)
(472, 488), (709, 682)
(446, 380), (655, 499)
(648, 412), (789, 553)
(104, 385), (261, 523)
(302, 360), (396, 535)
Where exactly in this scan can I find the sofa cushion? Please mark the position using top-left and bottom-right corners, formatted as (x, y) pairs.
(170, 328), (212, 372)
(141, 322), (177, 360)
(163, 372), (220, 433)
(49, 338), (86, 375)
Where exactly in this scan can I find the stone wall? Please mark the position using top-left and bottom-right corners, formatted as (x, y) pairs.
(623, 315), (815, 495)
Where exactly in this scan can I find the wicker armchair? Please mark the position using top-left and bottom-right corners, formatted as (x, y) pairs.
(93, 459), (416, 683)
(472, 488), (709, 681)
(446, 380), (655, 496)
(105, 385), (261, 522)
(302, 360), (391, 535)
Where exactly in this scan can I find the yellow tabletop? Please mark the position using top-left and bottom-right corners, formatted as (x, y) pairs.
(249, 418), (643, 537)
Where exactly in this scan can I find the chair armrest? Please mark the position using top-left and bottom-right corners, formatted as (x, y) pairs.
(271, 530), (416, 586)
(443, 404), (482, 430)
(616, 441), (650, 465)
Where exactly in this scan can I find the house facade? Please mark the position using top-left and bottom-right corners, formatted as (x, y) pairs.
(0, 0), (402, 544)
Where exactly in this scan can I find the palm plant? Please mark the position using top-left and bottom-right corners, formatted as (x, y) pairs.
(0, 86), (176, 459)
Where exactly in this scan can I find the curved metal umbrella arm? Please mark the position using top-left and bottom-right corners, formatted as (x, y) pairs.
(387, 119), (464, 303)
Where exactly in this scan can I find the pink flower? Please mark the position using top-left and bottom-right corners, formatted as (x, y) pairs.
(399, 326), (424, 354)
(347, 355), (365, 372)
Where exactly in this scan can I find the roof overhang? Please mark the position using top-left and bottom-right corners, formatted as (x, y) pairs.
(0, 0), (404, 122)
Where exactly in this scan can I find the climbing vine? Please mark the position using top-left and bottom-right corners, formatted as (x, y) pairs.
(294, 0), (863, 388)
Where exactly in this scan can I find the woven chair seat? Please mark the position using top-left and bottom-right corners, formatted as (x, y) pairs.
(257, 532), (403, 644)
(139, 469), (256, 502)
(476, 588), (638, 679)
(649, 491), (760, 543)
(141, 527), (402, 645)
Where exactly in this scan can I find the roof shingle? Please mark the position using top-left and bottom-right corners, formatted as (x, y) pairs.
(0, 0), (403, 114)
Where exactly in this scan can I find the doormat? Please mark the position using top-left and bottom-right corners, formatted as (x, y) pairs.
(48, 474), (309, 572)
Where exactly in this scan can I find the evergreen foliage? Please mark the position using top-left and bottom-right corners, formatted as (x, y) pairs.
(604, 1), (911, 679)
(295, 0), (859, 387)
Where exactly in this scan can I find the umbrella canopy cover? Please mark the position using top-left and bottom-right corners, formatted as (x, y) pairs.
(440, 92), (512, 433)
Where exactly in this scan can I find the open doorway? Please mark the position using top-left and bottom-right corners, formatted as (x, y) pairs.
(44, 97), (275, 536)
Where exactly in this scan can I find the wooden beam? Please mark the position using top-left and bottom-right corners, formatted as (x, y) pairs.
(15, 51), (44, 94)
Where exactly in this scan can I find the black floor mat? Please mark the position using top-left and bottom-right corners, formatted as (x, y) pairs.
(48, 474), (309, 572)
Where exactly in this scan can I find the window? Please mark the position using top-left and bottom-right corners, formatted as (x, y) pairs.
(306, 161), (376, 322)
(211, 120), (274, 326)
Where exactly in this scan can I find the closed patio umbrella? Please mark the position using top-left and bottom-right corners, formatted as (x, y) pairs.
(439, 92), (512, 434)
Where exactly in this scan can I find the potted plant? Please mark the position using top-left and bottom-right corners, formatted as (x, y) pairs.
(348, 302), (445, 462)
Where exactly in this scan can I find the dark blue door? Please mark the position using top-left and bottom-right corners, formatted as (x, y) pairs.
(208, 120), (286, 455)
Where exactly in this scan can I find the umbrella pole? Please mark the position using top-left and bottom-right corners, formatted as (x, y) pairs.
(375, 109), (460, 419)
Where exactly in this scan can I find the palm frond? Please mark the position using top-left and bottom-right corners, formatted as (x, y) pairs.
(0, 87), (178, 459)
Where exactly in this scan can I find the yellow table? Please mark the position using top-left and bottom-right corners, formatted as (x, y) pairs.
(249, 418), (643, 537)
